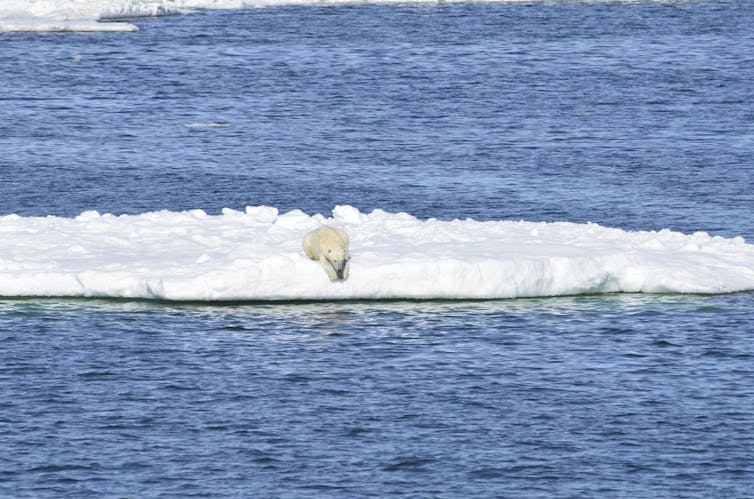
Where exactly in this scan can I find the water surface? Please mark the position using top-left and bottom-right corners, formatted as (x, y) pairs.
(2, 293), (753, 497)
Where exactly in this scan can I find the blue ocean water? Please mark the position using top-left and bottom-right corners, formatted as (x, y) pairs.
(1, 1), (753, 497)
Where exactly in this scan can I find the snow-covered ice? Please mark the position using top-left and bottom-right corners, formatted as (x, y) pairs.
(1, 205), (752, 301)
(0, 0), (182, 32)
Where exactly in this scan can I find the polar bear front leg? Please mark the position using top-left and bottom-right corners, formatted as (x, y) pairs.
(341, 259), (350, 281)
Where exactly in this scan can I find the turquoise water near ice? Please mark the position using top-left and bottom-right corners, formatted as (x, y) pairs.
(1, 1), (753, 496)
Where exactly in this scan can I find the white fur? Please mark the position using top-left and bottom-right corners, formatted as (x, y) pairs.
(303, 225), (351, 282)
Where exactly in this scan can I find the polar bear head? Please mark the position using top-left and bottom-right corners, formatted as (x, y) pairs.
(325, 246), (350, 281)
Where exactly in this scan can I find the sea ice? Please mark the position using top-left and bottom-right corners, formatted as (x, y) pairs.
(0, 206), (752, 301)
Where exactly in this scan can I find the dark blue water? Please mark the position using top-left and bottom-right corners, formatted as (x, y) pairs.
(2, 294), (753, 498)
(1, 1), (753, 497)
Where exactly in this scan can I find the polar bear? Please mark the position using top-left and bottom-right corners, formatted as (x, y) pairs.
(303, 225), (351, 282)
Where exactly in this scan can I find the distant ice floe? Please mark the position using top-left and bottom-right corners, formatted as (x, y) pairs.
(0, 0), (535, 32)
(0, 0), (182, 32)
(0, 205), (753, 301)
